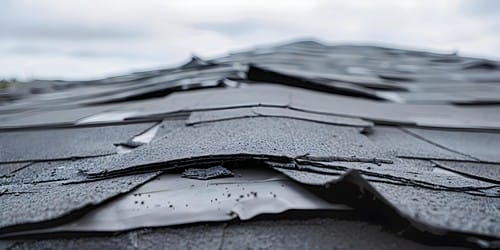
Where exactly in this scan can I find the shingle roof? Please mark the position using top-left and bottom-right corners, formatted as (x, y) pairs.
(0, 40), (499, 249)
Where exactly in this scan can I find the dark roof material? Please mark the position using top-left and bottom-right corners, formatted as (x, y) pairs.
(1, 40), (499, 248)
(0, 123), (155, 163)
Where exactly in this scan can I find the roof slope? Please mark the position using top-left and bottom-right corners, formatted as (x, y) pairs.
(0, 40), (499, 249)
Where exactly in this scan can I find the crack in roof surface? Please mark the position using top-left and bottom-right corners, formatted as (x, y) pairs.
(1, 40), (500, 248)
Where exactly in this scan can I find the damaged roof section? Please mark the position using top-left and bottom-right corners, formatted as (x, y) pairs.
(11, 167), (349, 235)
(1, 40), (500, 249)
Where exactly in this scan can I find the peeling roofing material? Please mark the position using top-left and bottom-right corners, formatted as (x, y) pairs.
(82, 117), (381, 177)
(1, 40), (500, 249)
(0, 172), (159, 232)
(12, 167), (348, 235)
(270, 164), (499, 236)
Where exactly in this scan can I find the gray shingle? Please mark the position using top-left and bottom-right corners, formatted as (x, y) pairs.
(85, 117), (383, 176)
(0, 123), (155, 163)
(0, 172), (158, 232)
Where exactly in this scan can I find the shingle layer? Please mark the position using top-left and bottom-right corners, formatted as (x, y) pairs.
(1, 40), (499, 248)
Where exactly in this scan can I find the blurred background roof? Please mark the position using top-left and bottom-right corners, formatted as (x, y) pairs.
(1, 0), (499, 80)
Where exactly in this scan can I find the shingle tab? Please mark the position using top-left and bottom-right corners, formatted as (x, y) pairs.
(0, 123), (155, 163)
(85, 117), (383, 176)
(1, 40), (500, 247)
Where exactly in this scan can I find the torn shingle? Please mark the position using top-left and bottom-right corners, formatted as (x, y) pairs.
(246, 65), (384, 100)
(270, 165), (500, 239)
(0, 172), (159, 233)
(270, 158), (499, 196)
(372, 182), (500, 238)
(0, 160), (90, 185)
(5, 168), (348, 235)
(84, 117), (383, 176)
(2, 40), (500, 248)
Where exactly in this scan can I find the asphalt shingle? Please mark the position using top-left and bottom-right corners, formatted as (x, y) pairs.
(0, 123), (155, 163)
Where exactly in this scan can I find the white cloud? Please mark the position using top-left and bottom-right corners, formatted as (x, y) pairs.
(0, 0), (499, 80)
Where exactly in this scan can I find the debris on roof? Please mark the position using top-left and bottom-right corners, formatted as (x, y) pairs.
(9, 167), (348, 235)
(182, 165), (234, 180)
(1, 40), (499, 249)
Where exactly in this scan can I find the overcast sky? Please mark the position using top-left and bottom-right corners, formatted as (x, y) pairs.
(1, 0), (499, 80)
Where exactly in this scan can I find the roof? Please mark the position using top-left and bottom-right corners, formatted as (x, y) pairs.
(0, 40), (499, 249)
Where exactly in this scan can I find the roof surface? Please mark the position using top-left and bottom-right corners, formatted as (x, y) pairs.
(0, 40), (499, 249)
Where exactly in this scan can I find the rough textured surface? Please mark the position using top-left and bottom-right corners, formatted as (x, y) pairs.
(271, 157), (499, 193)
(373, 182), (500, 238)
(0, 172), (158, 231)
(308, 158), (497, 194)
(0, 162), (31, 178)
(433, 160), (500, 184)
(3, 218), (468, 250)
(252, 107), (373, 127)
(273, 166), (343, 185)
(182, 166), (234, 180)
(131, 83), (500, 129)
(85, 117), (382, 175)
(366, 126), (474, 161)
(0, 160), (89, 185)
(17, 168), (346, 234)
(0, 123), (154, 162)
(2, 40), (500, 247)
(272, 165), (500, 238)
(187, 106), (373, 127)
(406, 128), (500, 163)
